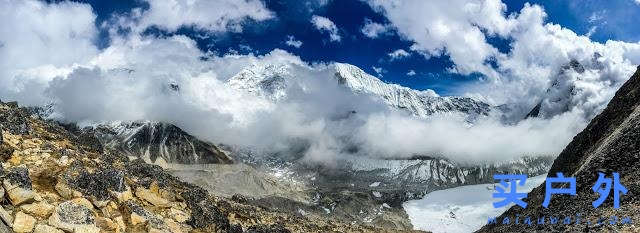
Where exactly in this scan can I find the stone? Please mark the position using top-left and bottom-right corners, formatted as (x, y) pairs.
(34, 224), (64, 233)
(48, 201), (98, 233)
(135, 187), (169, 207)
(89, 197), (109, 208)
(20, 201), (55, 218)
(12, 211), (36, 233)
(71, 197), (94, 210)
(147, 226), (170, 233)
(114, 216), (126, 233)
(100, 201), (120, 218)
(169, 208), (190, 223)
(165, 218), (191, 233)
(111, 186), (133, 203)
(55, 181), (82, 200)
(74, 225), (100, 233)
(0, 205), (13, 228)
(3, 167), (35, 205)
(0, 220), (9, 233)
(246, 223), (291, 233)
(95, 217), (117, 231)
(130, 212), (147, 226)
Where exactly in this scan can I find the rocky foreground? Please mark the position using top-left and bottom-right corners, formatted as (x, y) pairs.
(479, 66), (640, 232)
(0, 102), (424, 233)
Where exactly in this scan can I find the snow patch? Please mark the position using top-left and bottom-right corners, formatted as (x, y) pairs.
(403, 175), (546, 233)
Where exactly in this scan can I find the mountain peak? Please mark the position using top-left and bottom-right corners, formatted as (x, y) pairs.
(227, 62), (495, 120)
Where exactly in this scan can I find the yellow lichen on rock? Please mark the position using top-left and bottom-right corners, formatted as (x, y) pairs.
(13, 211), (36, 233)
(33, 224), (64, 233)
(20, 201), (55, 218)
(135, 187), (170, 207)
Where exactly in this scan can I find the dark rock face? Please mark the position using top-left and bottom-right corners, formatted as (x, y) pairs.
(64, 164), (126, 201)
(90, 121), (232, 165)
(182, 187), (231, 232)
(0, 106), (30, 135)
(479, 66), (640, 232)
(5, 166), (32, 190)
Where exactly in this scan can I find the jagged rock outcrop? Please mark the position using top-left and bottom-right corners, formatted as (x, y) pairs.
(479, 66), (640, 232)
(0, 101), (425, 233)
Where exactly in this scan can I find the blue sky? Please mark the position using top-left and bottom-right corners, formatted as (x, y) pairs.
(73, 0), (640, 95)
(3, 0), (640, 164)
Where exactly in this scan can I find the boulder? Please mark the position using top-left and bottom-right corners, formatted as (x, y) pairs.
(20, 201), (55, 218)
(95, 216), (117, 231)
(0, 206), (13, 228)
(3, 167), (35, 205)
(54, 181), (82, 199)
(34, 224), (64, 233)
(124, 202), (167, 230)
(48, 201), (99, 233)
(12, 211), (36, 233)
(135, 187), (169, 207)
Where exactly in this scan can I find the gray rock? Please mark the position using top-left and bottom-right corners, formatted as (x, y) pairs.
(3, 167), (35, 206)
(48, 201), (98, 232)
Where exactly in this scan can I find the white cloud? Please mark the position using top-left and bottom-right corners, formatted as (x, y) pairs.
(367, 0), (640, 121)
(388, 49), (410, 61)
(356, 111), (586, 164)
(588, 10), (605, 23)
(407, 70), (417, 76)
(635, 0), (640, 5)
(3, 0), (640, 168)
(586, 26), (598, 37)
(137, 0), (274, 32)
(0, 0), (99, 105)
(372, 66), (386, 77)
(311, 15), (341, 42)
(285, 35), (303, 48)
(361, 18), (392, 38)
(367, 0), (516, 77)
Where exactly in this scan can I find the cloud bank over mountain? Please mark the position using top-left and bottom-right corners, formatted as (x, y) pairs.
(1, 0), (639, 165)
(366, 0), (640, 119)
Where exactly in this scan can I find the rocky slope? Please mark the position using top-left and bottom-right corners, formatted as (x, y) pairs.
(84, 121), (233, 165)
(0, 101), (425, 233)
(479, 66), (640, 232)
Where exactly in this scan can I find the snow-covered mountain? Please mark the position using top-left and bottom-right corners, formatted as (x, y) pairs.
(86, 121), (233, 165)
(525, 55), (625, 120)
(228, 62), (495, 119)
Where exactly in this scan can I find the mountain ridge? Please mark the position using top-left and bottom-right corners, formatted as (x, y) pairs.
(227, 62), (495, 120)
(479, 65), (640, 232)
